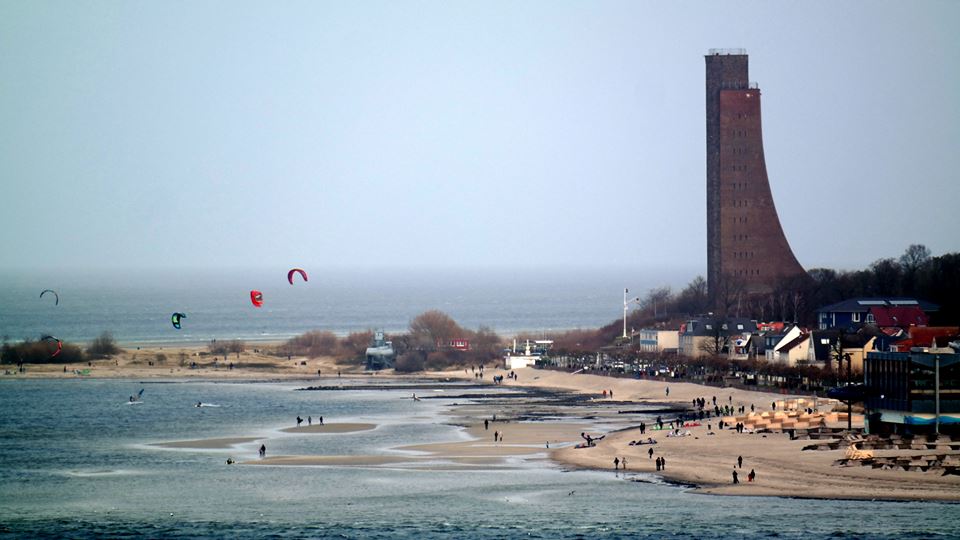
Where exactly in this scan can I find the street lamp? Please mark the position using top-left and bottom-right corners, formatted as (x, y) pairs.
(843, 352), (852, 430)
(833, 328), (854, 431)
(622, 288), (641, 339)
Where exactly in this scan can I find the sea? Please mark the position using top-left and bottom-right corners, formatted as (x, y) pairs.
(0, 266), (691, 345)
(1, 379), (958, 539)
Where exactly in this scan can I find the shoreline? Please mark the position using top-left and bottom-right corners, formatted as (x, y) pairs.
(6, 354), (959, 502)
(430, 367), (960, 502)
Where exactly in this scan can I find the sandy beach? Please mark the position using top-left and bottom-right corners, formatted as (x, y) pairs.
(7, 349), (959, 501)
(437, 367), (960, 501)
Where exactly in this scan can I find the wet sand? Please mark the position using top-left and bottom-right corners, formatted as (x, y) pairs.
(153, 437), (261, 449)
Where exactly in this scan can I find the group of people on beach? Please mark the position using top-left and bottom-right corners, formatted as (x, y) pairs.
(469, 365), (485, 380)
(296, 415), (323, 427)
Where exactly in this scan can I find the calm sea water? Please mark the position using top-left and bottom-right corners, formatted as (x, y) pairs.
(0, 379), (957, 539)
(0, 266), (688, 345)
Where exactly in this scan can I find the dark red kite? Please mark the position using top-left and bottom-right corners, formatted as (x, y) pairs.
(250, 290), (263, 307)
(42, 335), (62, 359)
(287, 268), (308, 285)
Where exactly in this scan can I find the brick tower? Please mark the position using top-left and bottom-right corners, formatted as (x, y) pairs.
(705, 49), (806, 296)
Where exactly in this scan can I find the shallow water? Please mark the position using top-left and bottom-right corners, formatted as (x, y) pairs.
(0, 379), (958, 539)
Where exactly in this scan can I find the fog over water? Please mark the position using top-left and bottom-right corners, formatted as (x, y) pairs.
(0, 266), (696, 344)
(2, 2), (959, 275)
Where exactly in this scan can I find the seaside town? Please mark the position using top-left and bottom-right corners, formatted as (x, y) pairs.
(3, 3), (959, 538)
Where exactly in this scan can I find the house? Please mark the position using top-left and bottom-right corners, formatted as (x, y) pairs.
(806, 329), (876, 372)
(729, 334), (754, 361)
(634, 328), (679, 354)
(765, 325), (810, 366)
(889, 327), (960, 352)
(815, 298), (938, 330)
(678, 317), (757, 359)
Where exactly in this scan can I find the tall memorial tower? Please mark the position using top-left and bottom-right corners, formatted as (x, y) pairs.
(705, 49), (806, 296)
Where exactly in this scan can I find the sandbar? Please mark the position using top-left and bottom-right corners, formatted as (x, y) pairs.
(280, 423), (375, 434)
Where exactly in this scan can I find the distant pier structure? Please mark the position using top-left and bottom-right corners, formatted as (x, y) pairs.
(705, 49), (806, 297)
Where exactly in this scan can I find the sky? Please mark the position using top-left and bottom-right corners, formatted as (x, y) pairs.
(1, 1), (958, 276)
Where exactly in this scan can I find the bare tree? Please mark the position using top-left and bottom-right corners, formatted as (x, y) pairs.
(696, 316), (729, 358)
(409, 310), (463, 351)
(791, 292), (803, 323)
(899, 244), (931, 273)
(712, 274), (746, 317)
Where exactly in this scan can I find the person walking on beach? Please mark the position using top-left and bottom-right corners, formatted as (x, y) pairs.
(648, 447), (654, 459)
(665, 387), (670, 397)
(493, 430), (498, 443)
(621, 457), (627, 470)
(737, 455), (743, 469)
(748, 469), (755, 482)
(319, 416), (324, 425)
(308, 416), (312, 426)
(655, 457), (661, 471)
(732, 469), (739, 484)
(297, 416), (303, 427)
(640, 422), (645, 435)
(484, 419), (489, 430)
(259, 444), (266, 458)
(613, 457), (620, 470)
(660, 457), (665, 470)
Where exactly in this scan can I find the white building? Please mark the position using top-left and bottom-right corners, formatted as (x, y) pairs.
(634, 329), (679, 353)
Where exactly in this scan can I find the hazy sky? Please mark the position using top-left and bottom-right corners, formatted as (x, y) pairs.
(2, 1), (958, 274)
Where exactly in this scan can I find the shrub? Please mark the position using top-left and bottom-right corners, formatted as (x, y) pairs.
(87, 331), (121, 358)
(1, 338), (84, 364)
(277, 331), (338, 358)
(209, 339), (245, 356)
(425, 350), (463, 370)
(394, 351), (425, 373)
(338, 330), (374, 363)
